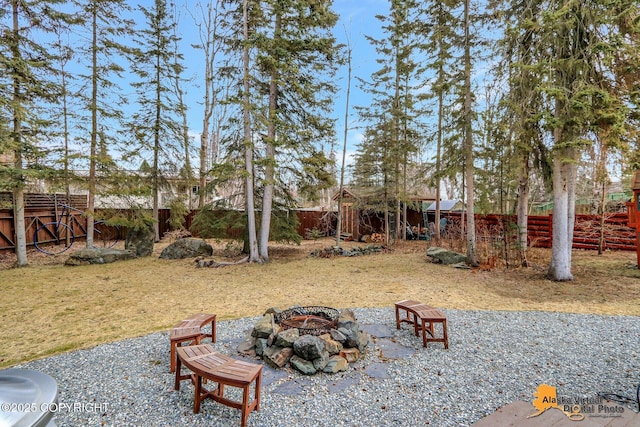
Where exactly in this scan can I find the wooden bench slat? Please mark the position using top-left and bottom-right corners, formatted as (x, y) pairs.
(169, 313), (217, 373)
(174, 344), (262, 427)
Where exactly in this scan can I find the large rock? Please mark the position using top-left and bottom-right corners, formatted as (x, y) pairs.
(125, 226), (154, 257)
(319, 334), (343, 355)
(427, 246), (468, 265)
(337, 321), (360, 348)
(237, 336), (257, 356)
(274, 328), (299, 348)
(338, 309), (357, 323)
(263, 346), (293, 369)
(65, 248), (135, 266)
(323, 355), (348, 373)
(293, 335), (325, 360)
(159, 238), (213, 260)
(290, 355), (317, 375)
(357, 331), (370, 352)
(252, 314), (277, 339)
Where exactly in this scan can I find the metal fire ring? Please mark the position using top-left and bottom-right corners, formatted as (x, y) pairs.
(275, 306), (339, 336)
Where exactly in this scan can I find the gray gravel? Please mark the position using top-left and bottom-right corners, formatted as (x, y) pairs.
(15, 308), (640, 427)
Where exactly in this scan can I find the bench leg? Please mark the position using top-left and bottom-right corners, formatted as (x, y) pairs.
(170, 341), (176, 373)
(396, 306), (418, 332)
(413, 312), (422, 337)
(174, 355), (182, 390)
(420, 320), (431, 347)
(241, 370), (262, 427)
(241, 385), (250, 427)
(211, 319), (217, 343)
(420, 320), (448, 349)
(255, 369), (262, 411)
(443, 319), (449, 349)
(194, 375), (203, 413)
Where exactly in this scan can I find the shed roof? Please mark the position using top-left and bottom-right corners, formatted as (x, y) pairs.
(632, 171), (640, 191)
(424, 200), (463, 212)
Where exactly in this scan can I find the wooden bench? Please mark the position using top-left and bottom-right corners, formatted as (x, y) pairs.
(395, 299), (449, 349)
(169, 313), (217, 373)
(174, 344), (262, 427)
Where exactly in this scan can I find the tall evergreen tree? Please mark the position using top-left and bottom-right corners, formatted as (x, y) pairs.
(495, 0), (548, 265)
(356, 0), (424, 244)
(129, 0), (184, 241)
(525, 0), (640, 280)
(254, 0), (340, 261)
(241, 0), (260, 262)
(420, 0), (461, 241)
(74, 0), (133, 247)
(0, 1), (73, 266)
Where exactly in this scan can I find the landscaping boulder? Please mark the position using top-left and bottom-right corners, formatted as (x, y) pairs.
(125, 227), (154, 257)
(293, 335), (325, 360)
(427, 246), (467, 265)
(65, 248), (135, 266)
(159, 238), (213, 259)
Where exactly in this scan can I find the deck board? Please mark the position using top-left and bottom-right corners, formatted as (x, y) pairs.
(470, 401), (640, 427)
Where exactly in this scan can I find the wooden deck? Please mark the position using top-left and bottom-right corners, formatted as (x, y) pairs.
(471, 401), (640, 426)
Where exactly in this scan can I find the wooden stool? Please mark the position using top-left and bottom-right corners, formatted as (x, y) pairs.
(169, 313), (217, 373)
(412, 306), (449, 349)
(175, 344), (262, 427)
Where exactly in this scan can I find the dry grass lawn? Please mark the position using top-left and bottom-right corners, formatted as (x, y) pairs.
(1, 238), (639, 368)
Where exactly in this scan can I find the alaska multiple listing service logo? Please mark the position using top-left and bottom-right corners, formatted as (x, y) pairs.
(528, 384), (626, 421)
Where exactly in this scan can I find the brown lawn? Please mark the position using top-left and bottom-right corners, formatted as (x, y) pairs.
(0, 238), (638, 368)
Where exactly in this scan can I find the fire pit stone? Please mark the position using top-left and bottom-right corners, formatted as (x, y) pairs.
(239, 306), (369, 375)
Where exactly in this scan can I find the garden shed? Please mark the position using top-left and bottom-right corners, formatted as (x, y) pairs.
(332, 188), (436, 241)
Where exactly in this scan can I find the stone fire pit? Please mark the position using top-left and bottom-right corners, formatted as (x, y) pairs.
(238, 306), (369, 375)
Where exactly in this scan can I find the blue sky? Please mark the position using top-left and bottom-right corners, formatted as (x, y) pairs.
(167, 0), (388, 164)
(37, 0), (389, 169)
(332, 0), (389, 160)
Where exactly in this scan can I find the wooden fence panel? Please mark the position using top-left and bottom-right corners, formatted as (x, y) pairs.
(0, 201), (635, 253)
(443, 212), (635, 251)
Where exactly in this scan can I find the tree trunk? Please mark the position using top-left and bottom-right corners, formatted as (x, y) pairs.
(87, 4), (98, 248)
(152, 52), (161, 242)
(258, 10), (281, 262)
(434, 89), (443, 242)
(197, 1), (218, 209)
(596, 140), (608, 254)
(242, 0), (259, 262)
(335, 40), (352, 248)
(463, 0), (478, 266)
(547, 146), (576, 281)
(517, 152), (530, 267)
(10, 1), (27, 266)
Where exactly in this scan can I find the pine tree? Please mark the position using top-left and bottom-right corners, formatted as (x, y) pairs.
(356, 0), (424, 244)
(253, 0), (340, 261)
(207, 0), (339, 261)
(73, 0), (134, 247)
(0, 1), (74, 266)
(526, 0), (640, 280)
(419, 0), (461, 241)
(129, 0), (184, 241)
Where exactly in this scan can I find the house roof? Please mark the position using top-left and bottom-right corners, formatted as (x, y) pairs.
(331, 187), (359, 201)
(424, 200), (463, 212)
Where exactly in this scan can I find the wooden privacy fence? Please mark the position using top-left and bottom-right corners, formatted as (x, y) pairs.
(443, 212), (636, 251)
(0, 193), (333, 253)
(0, 192), (635, 253)
(0, 193), (91, 253)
